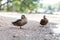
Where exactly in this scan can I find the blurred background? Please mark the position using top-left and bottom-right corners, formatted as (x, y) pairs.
(0, 0), (60, 14)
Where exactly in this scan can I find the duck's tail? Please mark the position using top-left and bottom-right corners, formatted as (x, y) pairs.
(12, 22), (17, 25)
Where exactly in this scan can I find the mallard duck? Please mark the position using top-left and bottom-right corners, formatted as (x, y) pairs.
(40, 15), (48, 27)
(12, 15), (27, 29)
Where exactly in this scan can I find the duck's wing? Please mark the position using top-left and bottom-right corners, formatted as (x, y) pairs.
(40, 19), (46, 25)
(15, 19), (21, 22)
(12, 19), (21, 26)
(40, 19), (43, 23)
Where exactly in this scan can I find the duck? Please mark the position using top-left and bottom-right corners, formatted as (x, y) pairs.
(40, 15), (48, 27)
(12, 15), (27, 29)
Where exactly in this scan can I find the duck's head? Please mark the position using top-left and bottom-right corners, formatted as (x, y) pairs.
(43, 15), (46, 19)
(21, 15), (26, 19)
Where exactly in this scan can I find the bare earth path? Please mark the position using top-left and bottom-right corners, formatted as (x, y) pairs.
(0, 12), (60, 40)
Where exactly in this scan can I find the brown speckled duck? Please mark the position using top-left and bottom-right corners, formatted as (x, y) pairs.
(12, 15), (27, 29)
(40, 15), (48, 27)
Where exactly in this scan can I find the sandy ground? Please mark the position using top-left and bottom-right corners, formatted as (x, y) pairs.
(0, 12), (60, 40)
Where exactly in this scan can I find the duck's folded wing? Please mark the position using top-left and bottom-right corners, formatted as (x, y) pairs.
(12, 19), (21, 26)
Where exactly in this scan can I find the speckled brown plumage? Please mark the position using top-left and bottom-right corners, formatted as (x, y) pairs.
(40, 15), (48, 27)
(12, 15), (27, 29)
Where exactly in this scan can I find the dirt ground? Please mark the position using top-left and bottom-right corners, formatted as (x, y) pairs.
(0, 12), (60, 40)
